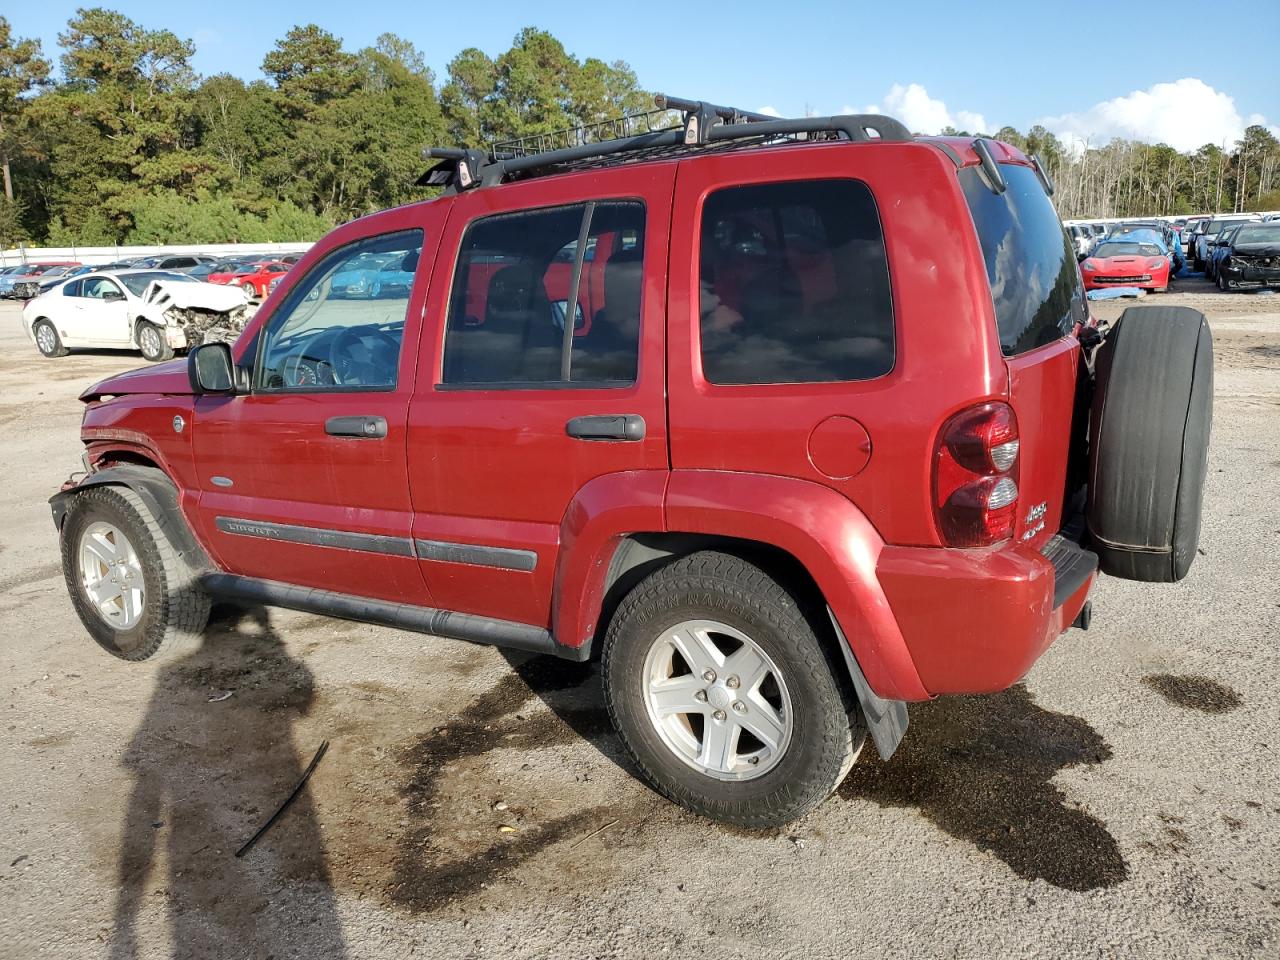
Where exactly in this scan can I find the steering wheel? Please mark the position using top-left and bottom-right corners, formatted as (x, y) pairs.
(329, 327), (399, 386)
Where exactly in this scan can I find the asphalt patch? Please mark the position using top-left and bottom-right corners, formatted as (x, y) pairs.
(839, 684), (1127, 891)
(1141, 673), (1242, 714)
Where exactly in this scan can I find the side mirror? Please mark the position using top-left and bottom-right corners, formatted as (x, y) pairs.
(103, 290), (125, 302)
(188, 342), (237, 394)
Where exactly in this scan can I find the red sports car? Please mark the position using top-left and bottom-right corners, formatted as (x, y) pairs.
(207, 260), (291, 299)
(1080, 239), (1171, 293)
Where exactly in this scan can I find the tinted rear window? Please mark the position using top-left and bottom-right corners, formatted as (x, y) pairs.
(698, 178), (893, 384)
(961, 164), (1084, 356)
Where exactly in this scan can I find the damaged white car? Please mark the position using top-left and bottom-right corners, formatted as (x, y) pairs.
(22, 269), (257, 362)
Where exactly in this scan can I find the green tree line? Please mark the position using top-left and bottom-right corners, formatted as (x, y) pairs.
(2, 9), (1278, 249)
(0, 10), (648, 247)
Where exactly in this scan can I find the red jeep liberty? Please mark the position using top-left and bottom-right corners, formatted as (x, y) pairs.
(52, 97), (1213, 826)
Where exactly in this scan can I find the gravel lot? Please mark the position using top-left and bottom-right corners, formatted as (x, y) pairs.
(1, 279), (1277, 959)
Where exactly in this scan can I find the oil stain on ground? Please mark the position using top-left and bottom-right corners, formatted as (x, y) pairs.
(839, 684), (1127, 891)
(1142, 673), (1242, 714)
(386, 655), (635, 914)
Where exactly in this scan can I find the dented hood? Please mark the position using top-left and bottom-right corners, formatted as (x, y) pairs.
(143, 279), (249, 311)
(80, 358), (192, 402)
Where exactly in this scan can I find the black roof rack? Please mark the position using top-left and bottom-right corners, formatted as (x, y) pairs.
(419, 94), (912, 192)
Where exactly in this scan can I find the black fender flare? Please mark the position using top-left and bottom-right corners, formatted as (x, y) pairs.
(50, 465), (212, 574)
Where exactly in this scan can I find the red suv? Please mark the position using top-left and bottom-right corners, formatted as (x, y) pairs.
(51, 97), (1213, 826)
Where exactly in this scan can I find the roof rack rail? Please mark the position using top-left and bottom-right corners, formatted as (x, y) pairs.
(419, 94), (911, 192)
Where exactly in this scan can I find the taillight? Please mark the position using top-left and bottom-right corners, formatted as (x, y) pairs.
(933, 401), (1020, 546)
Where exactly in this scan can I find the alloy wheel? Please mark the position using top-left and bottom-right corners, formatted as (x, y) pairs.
(36, 324), (57, 354)
(78, 521), (145, 629)
(642, 618), (793, 781)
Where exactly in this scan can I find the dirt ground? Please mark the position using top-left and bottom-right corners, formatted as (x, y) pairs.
(0, 278), (1277, 959)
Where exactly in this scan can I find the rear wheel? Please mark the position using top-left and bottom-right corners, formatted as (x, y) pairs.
(136, 322), (174, 362)
(33, 320), (68, 358)
(60, 485), (210, 661)
(602, 551), (863, 827)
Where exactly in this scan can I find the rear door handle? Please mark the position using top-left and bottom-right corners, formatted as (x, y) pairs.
(565, 414), (646, 441)
(325, 415), (387, 439)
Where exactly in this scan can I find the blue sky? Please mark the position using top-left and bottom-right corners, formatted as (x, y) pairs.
(11, 0), (1279, 149)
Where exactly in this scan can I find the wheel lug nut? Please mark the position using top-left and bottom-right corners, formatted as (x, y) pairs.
(712, 709), (726, 722)
(702, 670), (716, 683)
(694, 690), (708, 703)
(726, 676), (740, 689)
(732, 701), (747, 714)
(749, 756), (760, 765)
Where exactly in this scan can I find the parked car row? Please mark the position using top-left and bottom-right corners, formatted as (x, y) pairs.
(0, 261), (82, 298)
(0, 252), (307, 301)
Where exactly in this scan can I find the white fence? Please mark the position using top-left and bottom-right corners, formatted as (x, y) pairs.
(0, 242), (313, 268)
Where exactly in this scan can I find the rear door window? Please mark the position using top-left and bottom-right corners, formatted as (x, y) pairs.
(961, 164), (1085, 356)
(697, 179), (894, 384)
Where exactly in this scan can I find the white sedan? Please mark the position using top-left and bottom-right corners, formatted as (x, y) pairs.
(22, 270), (254, 362)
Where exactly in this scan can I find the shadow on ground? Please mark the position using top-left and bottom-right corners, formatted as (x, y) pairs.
(839, 684), (1128, 891)
(111, 603), (347, 959)
(387, 653), (635, 913)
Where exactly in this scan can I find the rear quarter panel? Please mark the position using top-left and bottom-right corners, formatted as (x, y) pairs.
(666, 141), (1007, 547)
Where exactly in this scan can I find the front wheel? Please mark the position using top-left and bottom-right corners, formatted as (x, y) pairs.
(60, 485), (210, 661)
(137, 321), (174, 362)
(602, 551), (863, 827)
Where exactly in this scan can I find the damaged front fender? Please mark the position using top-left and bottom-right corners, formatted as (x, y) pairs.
(134, 280), (259, 349)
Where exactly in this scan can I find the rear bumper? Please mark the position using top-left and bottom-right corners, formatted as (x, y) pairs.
(876, 533), (1096, 696)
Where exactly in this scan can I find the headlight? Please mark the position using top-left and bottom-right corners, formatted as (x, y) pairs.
(1082, 260), (1097, 271)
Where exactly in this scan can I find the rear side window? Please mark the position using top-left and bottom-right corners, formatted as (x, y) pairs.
(442, 201), (646, 387)
(962, 164), (1085, 356)
(698, 179), (893, 384)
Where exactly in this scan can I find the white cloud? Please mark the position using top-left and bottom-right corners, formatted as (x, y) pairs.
(1039, 78), (1278, 153)
(857, 84), (988, 135)
(756, 105), (783, 118)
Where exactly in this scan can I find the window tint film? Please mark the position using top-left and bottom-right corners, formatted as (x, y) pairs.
(698, 179), (893, 385)
(257, 229), (422, 391)
(442, 201), (645, 386)
(961, 164), (1085, 356)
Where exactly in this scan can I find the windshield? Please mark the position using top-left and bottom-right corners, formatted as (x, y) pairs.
(117, 272), (196, 296)
(1233, 224), (1280, 245)
(1094, 242), (1163, 258)
(1208, 219), (1249, 235)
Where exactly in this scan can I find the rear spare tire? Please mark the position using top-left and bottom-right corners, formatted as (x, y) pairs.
(1087, 306), (1212, 582)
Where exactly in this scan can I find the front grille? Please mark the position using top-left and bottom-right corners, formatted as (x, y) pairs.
(1095, 275), (1151, 284)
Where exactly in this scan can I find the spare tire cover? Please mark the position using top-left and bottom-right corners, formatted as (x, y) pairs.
(1087, 305), (1213, 582)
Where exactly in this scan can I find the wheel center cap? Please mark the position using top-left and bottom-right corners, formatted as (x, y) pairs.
(708, 686), (732, 709)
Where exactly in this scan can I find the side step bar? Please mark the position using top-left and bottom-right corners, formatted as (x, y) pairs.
(201, 574), (588, 661)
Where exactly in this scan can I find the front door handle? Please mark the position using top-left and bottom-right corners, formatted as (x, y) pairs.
(325, 415), (387, 439)
(565, 414), (646, 441)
